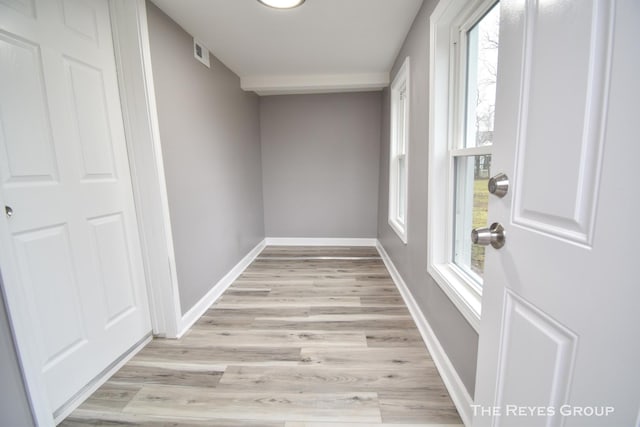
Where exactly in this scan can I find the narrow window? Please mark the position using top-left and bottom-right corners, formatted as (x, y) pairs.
(427, 0), (501, 330)
(389, 57), (410, 243)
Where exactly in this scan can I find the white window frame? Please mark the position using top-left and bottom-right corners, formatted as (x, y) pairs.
(427, 0), (498, 332)
(388, 57), (410, 244)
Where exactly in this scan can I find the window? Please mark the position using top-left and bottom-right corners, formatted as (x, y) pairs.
(428, 0), (500, 331)
(389, 57), (410, 243)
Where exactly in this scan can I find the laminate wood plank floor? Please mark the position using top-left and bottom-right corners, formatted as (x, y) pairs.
(61, 246), (463, 427)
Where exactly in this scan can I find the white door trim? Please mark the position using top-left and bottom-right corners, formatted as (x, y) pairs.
(0, 1), (182, 425)
(108, 0), (182, 339)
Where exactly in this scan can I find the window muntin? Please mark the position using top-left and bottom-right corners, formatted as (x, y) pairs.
(389, 57), (410, 243)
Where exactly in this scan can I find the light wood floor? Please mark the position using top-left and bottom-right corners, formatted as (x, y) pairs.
(61, 246), (463, 426)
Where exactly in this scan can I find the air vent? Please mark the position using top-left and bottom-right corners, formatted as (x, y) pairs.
(193, 39), (210, 68)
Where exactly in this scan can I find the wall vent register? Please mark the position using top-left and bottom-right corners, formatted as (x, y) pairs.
(193, 39), (210, 68)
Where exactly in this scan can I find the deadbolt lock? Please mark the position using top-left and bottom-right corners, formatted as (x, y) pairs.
(488, 173), (509, 198)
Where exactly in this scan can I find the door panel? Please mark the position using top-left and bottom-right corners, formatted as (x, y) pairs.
(65, 57), (117, 179)
(89, 213), (137, 326)
(512, 0), (611, 245)
(493, 291), (577, 427)
(13, 225), (87, 368)
(0, 33), (59, 184)
(61, 0), (100, 44)
(0, 0), (151, 416)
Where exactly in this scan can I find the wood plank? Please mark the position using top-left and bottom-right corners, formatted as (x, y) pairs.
(365, 330), (425, 348)
(123, 386), (382, 423)
(267, 287), (399, 297)
(253, 318), (416, 332)
(109, 365), (223, 388)
(202, 307), (311, 318)
(299, 347), (434, 369)
(215, 296), (362, 308)
(173, 329), (368, 348)
(217, 365), (442, 392)
(309, 306), (410, 316)
(133, 345), (302, 367)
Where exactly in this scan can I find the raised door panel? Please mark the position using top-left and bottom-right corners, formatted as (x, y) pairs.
(12, 225), (87, 371)
(512, 0), (612, 246)
(0, 33), (59, 185)
(64, 57), (116, 180)
(494, 291), (577, 427)
(61, 0), (99, 45)
(88, 213), (137, 328)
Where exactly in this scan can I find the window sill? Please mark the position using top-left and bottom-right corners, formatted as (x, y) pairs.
(428, 263), (481, 332)
(388, 219), (408, 244)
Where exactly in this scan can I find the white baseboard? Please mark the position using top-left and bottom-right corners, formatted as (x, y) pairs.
(376, 240), (474, 427)
(177, 239), (266, 337)
(53, 334), (152, 424)
(265, 237), (377, 247)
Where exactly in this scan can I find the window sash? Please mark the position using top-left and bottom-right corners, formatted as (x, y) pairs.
(389, 57), (410, 243)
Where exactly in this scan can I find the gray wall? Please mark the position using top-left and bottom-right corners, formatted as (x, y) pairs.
(260, 93), (381, 238)
(0, 283), (35, 427)
(147, 2), (265, 314)
(377, 0), (479, 397)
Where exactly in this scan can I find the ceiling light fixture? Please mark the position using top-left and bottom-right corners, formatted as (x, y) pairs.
(258, 0), (305, 9)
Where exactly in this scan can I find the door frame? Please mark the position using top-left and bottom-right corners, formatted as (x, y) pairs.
(0, 1), (182, 425)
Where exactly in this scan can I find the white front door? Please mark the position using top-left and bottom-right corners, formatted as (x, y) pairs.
(0, 0), (151, 418)
(474, 1), (640, 426)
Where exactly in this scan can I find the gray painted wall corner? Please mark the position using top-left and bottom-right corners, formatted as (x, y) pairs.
(146, 2), (265, 314)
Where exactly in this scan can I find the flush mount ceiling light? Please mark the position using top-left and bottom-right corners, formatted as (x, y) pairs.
(258, 0), (305, 9)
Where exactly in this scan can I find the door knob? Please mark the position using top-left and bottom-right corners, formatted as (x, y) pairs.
(5, 206), (13, 218)
(488, 173), (509, 198)
(472, 222), (505, 249)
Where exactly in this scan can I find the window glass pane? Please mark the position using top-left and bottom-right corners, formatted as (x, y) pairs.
(398, 87), (407, 154)
(454, 155), (491, 282)
(397, 155), (406, 222)
(464, 2), (500, 148)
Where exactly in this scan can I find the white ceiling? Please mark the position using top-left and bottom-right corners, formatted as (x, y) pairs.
(150, 0), (423, 95)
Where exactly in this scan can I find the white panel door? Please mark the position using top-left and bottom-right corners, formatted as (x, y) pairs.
(0, 0), (151, 416)
(474, 1), (640, 426)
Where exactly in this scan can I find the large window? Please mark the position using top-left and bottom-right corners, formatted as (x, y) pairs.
(389, 57), (410, 243)
(428, 0), (500, 330)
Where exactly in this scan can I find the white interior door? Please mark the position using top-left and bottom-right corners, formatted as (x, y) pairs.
(474, 1), (640, 426)
(0, 0), (151, 418)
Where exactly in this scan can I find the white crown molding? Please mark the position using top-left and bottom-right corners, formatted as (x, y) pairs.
(241, 73), (389, 95)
